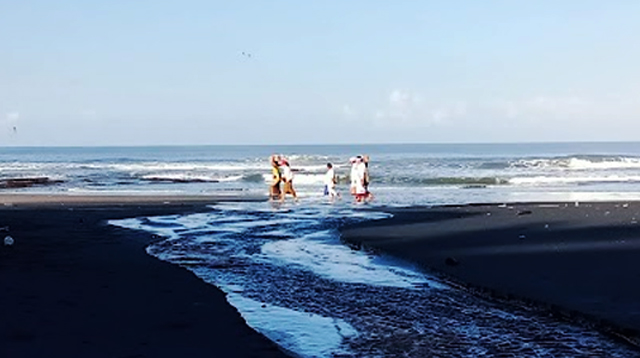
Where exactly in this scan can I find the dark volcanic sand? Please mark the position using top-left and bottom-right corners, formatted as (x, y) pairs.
(0, 204), (288, 358)
(341, 202), (640, 346)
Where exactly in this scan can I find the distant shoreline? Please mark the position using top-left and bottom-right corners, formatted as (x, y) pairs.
(0, 193), (265, 208)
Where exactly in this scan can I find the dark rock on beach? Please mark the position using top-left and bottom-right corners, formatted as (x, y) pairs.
(0, 177), (63, 189)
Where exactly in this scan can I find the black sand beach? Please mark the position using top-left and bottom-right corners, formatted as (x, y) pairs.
(0, 196), (288, 358)
(5, 194), (640, 357)
(341, 202), (640, 347)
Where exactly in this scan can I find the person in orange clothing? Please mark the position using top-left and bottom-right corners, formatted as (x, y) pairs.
(269, 155), (282, 201)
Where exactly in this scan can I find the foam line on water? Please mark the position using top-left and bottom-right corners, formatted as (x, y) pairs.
(110, 217), (180, 240)
(514, 156), (640, 170)
(227, 294), (358, 358)
(261, 231), (437, 289)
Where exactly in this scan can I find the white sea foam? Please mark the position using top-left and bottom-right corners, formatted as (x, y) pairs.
(100, 162), (269, 172)
(227, 294), (358, 358)
(110, 204), (428, 291)
(260, 173), (335, 186)
(289, 173), (326, 186)
(261, 231), (435, 289)
(141, 173), (244, 182)
(1, 161), (269, 172)
(66, 188), (183, 195)
(0, 160), (345, 175)
(509, 175), (640, 186)
(514, 156), (640, 171)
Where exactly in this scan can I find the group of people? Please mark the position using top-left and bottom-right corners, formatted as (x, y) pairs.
(269, 154), (373, 203)
(269, 155), (297, 202)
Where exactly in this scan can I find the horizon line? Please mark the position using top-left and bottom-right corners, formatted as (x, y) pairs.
(1, 140), (640, 149)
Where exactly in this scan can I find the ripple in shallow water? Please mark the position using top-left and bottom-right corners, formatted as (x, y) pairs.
(110, 202), (640, 358)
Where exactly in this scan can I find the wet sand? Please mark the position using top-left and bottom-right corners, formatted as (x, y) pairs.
(0, 195), (288, 358)
(0, 193), (265, 207)
(341, 202), (640, 346)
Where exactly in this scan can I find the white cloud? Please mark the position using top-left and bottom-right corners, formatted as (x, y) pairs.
(342, 89), (640, 138)
(484, 95), (640, 123)
(372, 89), (466, 127)
(384, 89), (423, 121)
(388, 89), (422, 108)
(341, 105), (358, 121)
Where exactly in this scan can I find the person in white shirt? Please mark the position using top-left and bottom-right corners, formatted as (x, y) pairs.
(354, 158), (367, 201)
(324, 163), (340, 200)
(280, 159), (297, 202)
(349, 156), (360, 196)
(349, 156), (367, 202)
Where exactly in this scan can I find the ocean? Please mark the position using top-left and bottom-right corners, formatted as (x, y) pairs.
(3, 142), (640, 204)
(4, 143), (640, 357)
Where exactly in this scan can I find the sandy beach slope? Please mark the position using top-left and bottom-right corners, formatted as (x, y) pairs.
(0, 194), (288, 358)
(341, 201), (640, 346)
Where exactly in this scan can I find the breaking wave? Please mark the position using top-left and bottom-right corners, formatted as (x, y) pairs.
(512, 156), (640, 170)
(6, 149), (640, 194)
(135, 172), (640, 188)
(510, 175), (640, 186)
(378, 176), (509, 186)
(140, 174), (244, 183)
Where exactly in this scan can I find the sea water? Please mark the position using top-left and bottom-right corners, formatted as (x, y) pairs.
(4, 142), (640, 204)
(5, 143), (640, 356)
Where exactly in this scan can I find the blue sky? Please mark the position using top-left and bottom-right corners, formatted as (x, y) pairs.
(1, 0), (639, 146)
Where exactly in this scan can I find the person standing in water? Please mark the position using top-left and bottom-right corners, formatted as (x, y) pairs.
(349, 156), (361, 196)
(349, 156), (367, 202)
(280, 159), (298, 202)
(324, 163), (340, 200)
(362, 155), (374, 201)
(354, 157), (368, 202)
(269, 155), (282, 201)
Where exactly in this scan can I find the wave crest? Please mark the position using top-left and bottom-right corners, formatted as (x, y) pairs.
(512, 156), (640, 170)
(380, 176), (509, 186)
